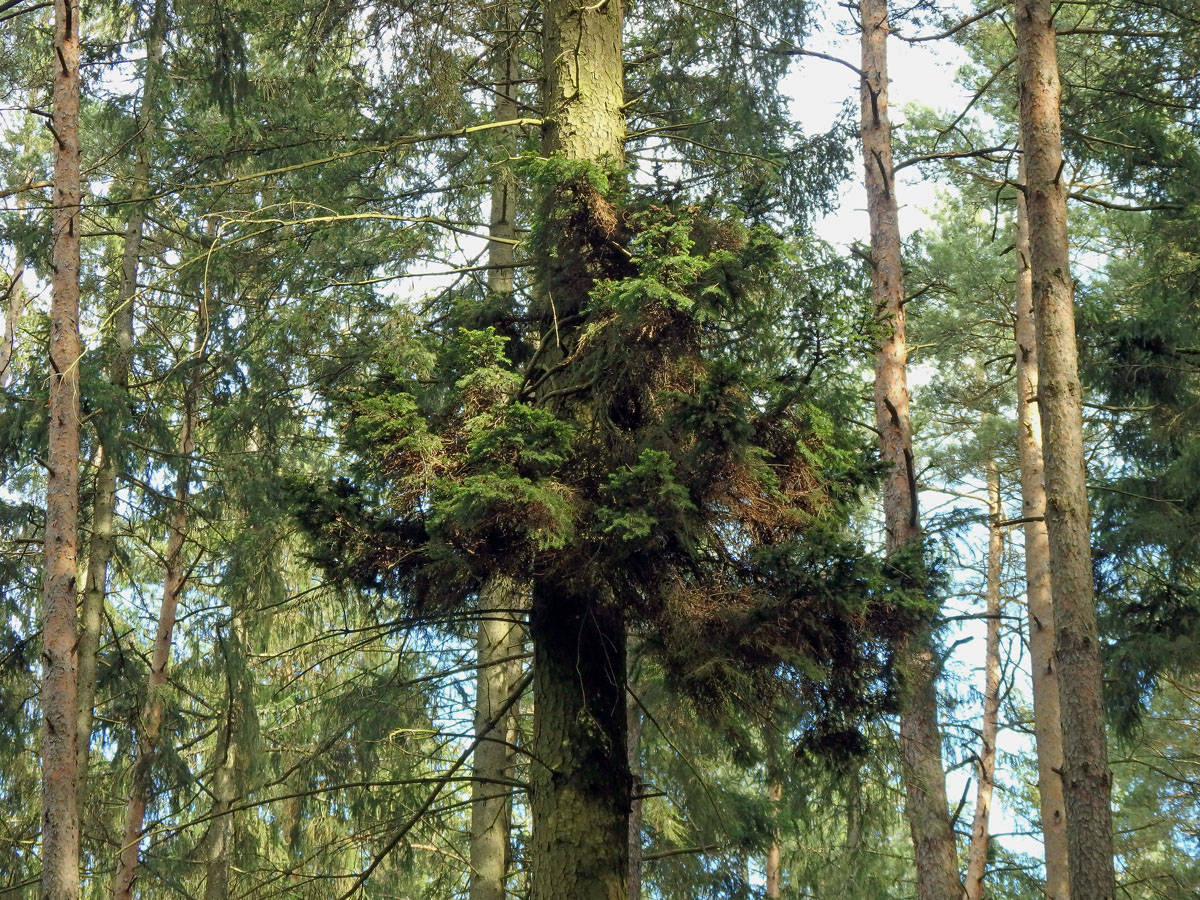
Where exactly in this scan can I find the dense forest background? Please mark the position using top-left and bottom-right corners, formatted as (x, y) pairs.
(2, 0), (1198, 898)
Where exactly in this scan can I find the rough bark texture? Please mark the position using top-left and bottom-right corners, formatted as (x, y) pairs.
(1014, 2), (1116, 896)
(77, 0), (167, 797)
(859, 3), (962, 898)
(530, 582), (629, 900)
(470, 576), (524, 900)
(765, 780), (782, 899)
(1013, 171), (1070, 900)
(529, 4), (630, 900)
(965, 464), (1003, 900)
(41, 2), (82, 899)
(110, 315), (199, 900)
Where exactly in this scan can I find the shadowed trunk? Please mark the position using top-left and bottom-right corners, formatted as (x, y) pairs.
(1013, 164), (1070, 900)
(1014, 1), (1116, 895)
(965, 462), (1003, 900)
(77, 0), (167, 800)
(859, 1), (962, 897)
(41, 2), (83, 898)
(529, 3), (629, 899)
(627, 661), (644, 900)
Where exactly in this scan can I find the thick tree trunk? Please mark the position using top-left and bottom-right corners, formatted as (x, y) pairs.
(109, 330), (199, 900)
(1013, 165), (1070, 900)
(41, 2), (83, 899)
(627, 694), (643, 900)
(529, 4), (629, 899)
(530, 581), (629, 900)
(1014, 3), (1116, 896)
(859, 3), (962, 898)
(77, 0), (167, 798)
(965, 463), (1003, 900)
(470, 577), (524, 900)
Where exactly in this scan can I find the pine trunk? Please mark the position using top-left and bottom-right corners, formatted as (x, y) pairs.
(765, 780), (782, 899)
(469, 16), (524, 898)
(1013, 167), (1070, 900)
(42, 2), (83, 898)
(859, 2), (962, 898)
(109, 308), (201, 900)
(77, 0), (167, 797)
(627, 695), (643, 900)
(1014, 2), (1116, 895)
(529, 4), (629, 899)
(470, 577), (524, 900)
(965, 463), (1003, 900)
(0, 248), (26, 389)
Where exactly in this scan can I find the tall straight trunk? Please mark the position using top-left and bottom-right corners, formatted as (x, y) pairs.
(109, 314), (201, 900)
(1014, 2), (1116, 896)
(858, 2), (962, 898)
(965, 463), (1003, 900)
(42, 2), (82, 899)
(1013, 172), (1070, 900)
(77, 0), (167, 796)
(203, 614), (250, 900)
(469, 15), (524, 900)
(530, 3), (628, 900)
(470, 578), (524, 900)
(765, 780), (782, 899)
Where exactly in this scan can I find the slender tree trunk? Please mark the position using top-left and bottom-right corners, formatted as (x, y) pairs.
(0, 249), (26, 389)
(109, 311), (202, 900)
(1014, 3), (1116, 896)
(1013, 171), (1070, 900)
(529, 3), (628, 899)
(470, 578), (524, 900)
(859, 3), (962, 898)
(965, 463), (1003, 900)
(41, 2), (82, 899)
(77, 0), (167, 798)
(469, 15), (524, 899)
(765, 780), (782, 899)
(627, 665), (643, 900)
(203, 614), (250, 900)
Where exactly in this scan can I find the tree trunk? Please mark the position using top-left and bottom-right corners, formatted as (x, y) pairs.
(529, 3), (629, 899)
(0, 247), (26, 389)
(965, 463), (1003, 900)
(41, 2), (83, 899)
(765, 780), (782, 899)
(1013, 161), (1070, 900)
(470, 577), (524, 900)
(1014, 2), (1116, 896)
(77, 0), (167, 798)
(469, 15), (524, 899)
(109, 304), (201, 900)
(627, 664), (643, 900)
(529, 581), (629, 900)
(859, 2), (962, 898)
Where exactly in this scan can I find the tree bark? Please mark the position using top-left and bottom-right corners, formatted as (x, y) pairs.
(1013, 163), (1070, 900)
(627, 662), (643, 900)
(859, 2), (962, 898)
(469, 15), (525, 899)
(109, 299), (201, 900)
(765, 780), (782, 899)
(529, 4), (629, 899)
(965, 463), (1003, 900)
(470, 577), (524, 900)
(0, 247), (26, 389)
(1014, 2), (1116, 896)
(41, 2), (83, 898)
(530, 581), (629, 900)
(77, 0), (167, 798)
